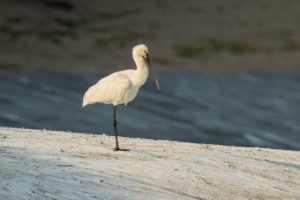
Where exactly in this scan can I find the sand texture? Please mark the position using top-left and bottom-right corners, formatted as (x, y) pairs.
(0, 127), (299, 200)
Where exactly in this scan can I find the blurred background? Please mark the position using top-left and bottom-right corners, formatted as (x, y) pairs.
(0, 0), (300, 150)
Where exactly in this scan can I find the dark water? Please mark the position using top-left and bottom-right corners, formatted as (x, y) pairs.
(0, 71), (299, 150)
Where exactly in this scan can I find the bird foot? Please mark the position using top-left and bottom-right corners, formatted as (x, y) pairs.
(113, 146), (120, 151)
(112, 147), (130, 151)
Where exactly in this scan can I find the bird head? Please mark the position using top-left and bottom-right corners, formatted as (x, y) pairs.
(132, 44), (160, 91)
(133, 44), (149, 58)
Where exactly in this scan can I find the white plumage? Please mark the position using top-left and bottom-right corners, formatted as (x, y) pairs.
(82, 44), (159, 107)
(82, 44), (159, 151)
(82, 71), (132, 106)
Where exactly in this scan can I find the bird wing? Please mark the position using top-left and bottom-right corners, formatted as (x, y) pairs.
(82, 72), (131, 107)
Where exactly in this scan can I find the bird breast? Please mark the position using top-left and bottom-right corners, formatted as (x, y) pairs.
(122, 85), (140, 105)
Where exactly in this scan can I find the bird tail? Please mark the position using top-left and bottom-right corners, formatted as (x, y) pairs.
(82, 84), (98, 108)
(82, 88), (90, 107)
(82, 92), (90, 107)
(82, 101), (87, 108)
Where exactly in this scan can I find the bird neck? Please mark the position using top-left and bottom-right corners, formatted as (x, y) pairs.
(132, 54), (149, 86)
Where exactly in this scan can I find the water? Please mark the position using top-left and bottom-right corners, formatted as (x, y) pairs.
(0, 71), (299, 150)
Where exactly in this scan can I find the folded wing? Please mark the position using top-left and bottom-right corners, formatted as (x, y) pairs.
(82, 72), (131, 107)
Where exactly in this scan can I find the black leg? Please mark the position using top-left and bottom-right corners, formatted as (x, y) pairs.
(113, 105), (120, 151)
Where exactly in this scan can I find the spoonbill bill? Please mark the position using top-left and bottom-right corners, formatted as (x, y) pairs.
(82, 44), (160, 151)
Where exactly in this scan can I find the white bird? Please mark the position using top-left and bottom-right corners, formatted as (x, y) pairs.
(82, 44), (160, 151)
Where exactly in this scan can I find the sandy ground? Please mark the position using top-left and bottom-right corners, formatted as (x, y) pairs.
(0, 127), (299, 200)
(1, 0), (300, 73)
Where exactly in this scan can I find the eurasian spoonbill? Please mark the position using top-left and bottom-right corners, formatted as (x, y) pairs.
(82, 44), (160, 151)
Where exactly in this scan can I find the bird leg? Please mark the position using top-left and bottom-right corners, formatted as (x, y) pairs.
(113, 105), (120, 151)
